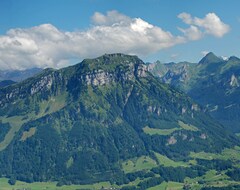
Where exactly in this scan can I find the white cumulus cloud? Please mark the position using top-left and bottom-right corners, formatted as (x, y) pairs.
(178, 12), (230, 38)
(0, 10), (230, 70)
(178, 12), (193, 25)
(178, 25), (203, 40)
(91, 10), (131, 26)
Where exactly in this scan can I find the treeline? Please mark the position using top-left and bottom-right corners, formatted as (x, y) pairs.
(0, 122), (10, 142)
(196, 159), (233, 171)
(121, 177), (163, 190)
(151, 166), (205, 183)
(226, 168), (240, 181)
(201, 185), (240, 190)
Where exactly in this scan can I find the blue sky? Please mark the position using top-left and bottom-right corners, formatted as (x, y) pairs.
(0, 0), (240, 69)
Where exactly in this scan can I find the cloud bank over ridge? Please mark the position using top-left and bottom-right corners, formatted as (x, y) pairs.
(0, 10), (230, 70)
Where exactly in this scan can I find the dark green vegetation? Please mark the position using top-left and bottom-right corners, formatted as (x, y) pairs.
(0, 80), (16, 88)
(202, 185), (240, 190)
(0, 53), (239, 189)
(149, 52), (240, 132)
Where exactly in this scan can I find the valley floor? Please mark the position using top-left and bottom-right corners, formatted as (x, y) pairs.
(2, 146), (240, 190)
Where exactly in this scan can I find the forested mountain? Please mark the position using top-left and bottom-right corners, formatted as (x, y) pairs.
(149, 52), (240, 132)
(0, 54), (238, 187)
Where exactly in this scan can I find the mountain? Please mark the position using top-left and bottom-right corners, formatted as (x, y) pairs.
(0, 80), (16, 88)
(0, 54), (238, 187)
(150, 61), (197, 91)
(198, 52), (223, 65)
(149, 52), (240, 132)
(0, 68), (42, 82)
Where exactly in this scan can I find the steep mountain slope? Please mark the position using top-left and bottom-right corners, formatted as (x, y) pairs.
(149, 52), (240, 132)
(0, 54), (238, 185)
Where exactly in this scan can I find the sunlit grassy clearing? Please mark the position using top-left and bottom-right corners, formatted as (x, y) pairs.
(0, 177), (112, 190)
(143, 126), (179, 135)
(190, 146), (240, 162)
(0, 116), (25, 151)
(178, 120), (199, 131)
(122, 156), (157, 173)
(147, 181), (184, 190)
(38, 92), (67, 117)
(0, 93), (67, 151)
(184, 169), (230, 188)
(20, 127), (36, 141)
(143, 120), (199, 136)
(154, 152), (189, 167)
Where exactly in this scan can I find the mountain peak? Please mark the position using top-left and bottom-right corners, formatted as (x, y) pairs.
(69, 53), (148, 87)
(75, 53), (145, 72)
(103, 53), (135, 58)
(199, 52), (223, 64)
(228, 56), (240, 62)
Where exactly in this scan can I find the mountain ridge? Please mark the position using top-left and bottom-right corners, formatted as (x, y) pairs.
(0, 53), (238, 186)
(149, 52), (240, 132)
(198, 52), (223, 65)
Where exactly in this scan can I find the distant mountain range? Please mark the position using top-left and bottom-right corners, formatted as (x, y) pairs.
(0, 68), (42, 87)
(149, 52), (240, 132)
(0, 54), (238, 188)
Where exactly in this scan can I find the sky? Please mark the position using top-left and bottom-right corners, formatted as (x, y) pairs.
(0, 0), (240, 70)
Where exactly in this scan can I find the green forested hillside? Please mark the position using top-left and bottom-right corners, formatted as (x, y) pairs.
(0, 54), (239, 188)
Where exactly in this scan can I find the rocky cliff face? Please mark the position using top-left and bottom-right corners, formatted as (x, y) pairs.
(80, 62), (147, 86)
